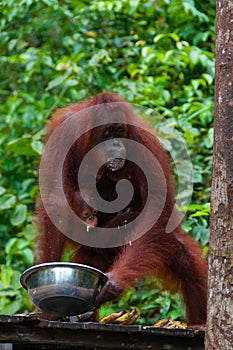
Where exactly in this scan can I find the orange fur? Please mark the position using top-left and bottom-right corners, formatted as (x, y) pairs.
(35, 92), (207, 325)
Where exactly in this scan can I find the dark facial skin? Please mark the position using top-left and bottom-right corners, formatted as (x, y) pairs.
(91, 123), (127, 172)
(72, 189), (98, 228)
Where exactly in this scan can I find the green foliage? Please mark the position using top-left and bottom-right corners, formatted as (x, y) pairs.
(100, 280), (185, 325)
(0, 0), (215, 321)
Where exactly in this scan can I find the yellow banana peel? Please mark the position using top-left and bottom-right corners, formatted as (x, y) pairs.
(100, 310), (139, 325)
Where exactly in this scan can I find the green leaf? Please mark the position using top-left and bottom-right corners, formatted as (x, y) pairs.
(31, 140), (44, 155)
(19, 224), (37, 240)
(167, 309), (183, 320)
(188, 204), (205, 211)
(202, 73), (213, 85)
(0, 186), (6, 195)
(11, 270), (22, 290)
(0, 290), (18, 297)
(191, 210), (209, 217)
(0, 194), (16, 210)
(189, 50), (199, 65)
(16, 239), (29, 250)
(46, 74), (68, 91)
(141, 46), (154, 58)
(127, 64), (141, 78)
(205, 128), (214, 148)
(200, 228), (210, 246)
(6, 137), (38, 156)
(10, 204), (27, 226)
(154, 33), (180, 43)
(21, 248), (34, 265)
(5, 238), (17, 254)
(65, 79), (79, 87)
(1, 266), (12, 287)
(1, 299), (22, 315)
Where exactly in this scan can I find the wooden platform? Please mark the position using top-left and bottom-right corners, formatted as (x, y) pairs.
(0, 314), (205, 350)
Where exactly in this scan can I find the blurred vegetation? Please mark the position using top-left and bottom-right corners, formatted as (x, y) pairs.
(0, 0), (215, 323)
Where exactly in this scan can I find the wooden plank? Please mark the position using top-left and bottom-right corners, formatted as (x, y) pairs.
(0, 314), (205, 350)
(0, 345), (13, 350)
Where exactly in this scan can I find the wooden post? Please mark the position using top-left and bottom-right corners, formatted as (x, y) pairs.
(205, 1), (233, 348)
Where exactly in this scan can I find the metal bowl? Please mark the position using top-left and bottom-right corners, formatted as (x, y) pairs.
(20, 262), (107, 317)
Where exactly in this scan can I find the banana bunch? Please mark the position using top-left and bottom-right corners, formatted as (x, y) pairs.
(100, 310), (139, 325)
(152, 318), (187, 329)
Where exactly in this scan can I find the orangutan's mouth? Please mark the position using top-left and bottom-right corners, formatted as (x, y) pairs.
(106, 158), (125, 172)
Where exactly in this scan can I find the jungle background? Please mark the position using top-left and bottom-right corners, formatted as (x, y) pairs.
(0, 0), (215, 324)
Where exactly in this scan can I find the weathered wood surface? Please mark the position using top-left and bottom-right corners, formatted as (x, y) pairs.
(0, 314), (205, 350)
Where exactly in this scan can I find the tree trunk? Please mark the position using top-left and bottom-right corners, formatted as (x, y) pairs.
(205, 1), (233, 349)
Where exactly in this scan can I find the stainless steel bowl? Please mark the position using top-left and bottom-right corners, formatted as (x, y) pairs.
(20, 262), (107, 317)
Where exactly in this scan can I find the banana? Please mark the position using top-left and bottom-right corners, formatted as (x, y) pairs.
(100, 311), (125, 324)
(100, 310), (139, 325)
(115, 310), (139, 325)
(152, 319), (187, 329)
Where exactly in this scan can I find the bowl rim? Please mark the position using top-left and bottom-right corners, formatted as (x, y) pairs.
(20, 262), (107, 290)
